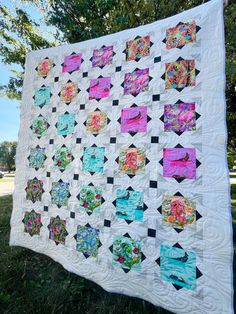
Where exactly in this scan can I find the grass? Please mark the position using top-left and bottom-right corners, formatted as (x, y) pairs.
(0, 178), (14, 183)
(0, 195), (171, 314)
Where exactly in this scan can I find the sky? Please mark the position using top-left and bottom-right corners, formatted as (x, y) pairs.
(0, 0), (55, 142)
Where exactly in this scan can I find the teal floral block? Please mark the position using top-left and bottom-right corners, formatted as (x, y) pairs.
(112, 236), (142, 272)
(54, 146), (74, 172)
(28, 147), (46, 170)
(82, 147), (105, 174)
(160, 245), (196, 290)
(57, 114), (75, 136)
(76, 224), (101, 258)
(34, 86), (51, 108)
(116, 189), (144, 221)
(78, 185), (102, 215)
(31, 116), (49, 138)
(50, 181), (70, 208)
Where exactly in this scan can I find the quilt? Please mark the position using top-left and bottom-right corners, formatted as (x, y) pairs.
(10, 0), (233, 313)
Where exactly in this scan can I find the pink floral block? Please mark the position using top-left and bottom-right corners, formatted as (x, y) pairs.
(121, 106), (147, 133)
(92, 46), (113, 68)
(163, 148), (196, 180)
(89, 77), (111, 100)
(62, 53), (82, 73)
(124, 68), (149, 96)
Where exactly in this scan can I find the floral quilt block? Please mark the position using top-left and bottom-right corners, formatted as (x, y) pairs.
(124, 68), (149, 96)
(86, 111), (107, 134)
(60, 82), (78, 103)
(48, 216), (68, 245)
(53, 146), (73, 171)
(25, 178), (44, 203)
(34, 86), (51, 108)
(62, 53), (83, 73)
(92, 46), (113, 68)
(82, 147), (105, 174)
(116, 189), (144, 221)
(160, 245), (196, 290)
(121, 106), (147, 133)
(22, 210), (43, 236)
(31, 116), (49, 138)
(165, 60), (196, 90)
(78, 185), (103, 215)
(57, 114), (75, 136)
(76, 225), (100, 258)
(50, 181), (70, 207)
(166, 21), (196, 49)
(37, 58), (54, 78)
(162, 196), (196, 229)
(163, 148), (196, 180)
(119, 147), (146, 175)
(112, 236), (142, 271)
(164, 102), (196, 133)
(126, 35), (150, 61)
(28, 147), (46, 170)
(89, 77), (111, 100)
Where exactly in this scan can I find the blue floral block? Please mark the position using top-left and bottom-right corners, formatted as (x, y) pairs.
(28, 147), (46, 169)
(160, 245), (196, 290)
(34, 86), (51, 107)
(82, 147), (105, 173)
(51, 181), (70, 207)
(116, 189), (144, 221)
(57, 114), (75, 136)
(76, 225), (100, 258)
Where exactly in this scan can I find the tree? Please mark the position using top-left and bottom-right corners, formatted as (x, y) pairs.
(0, 0), (235, 150)
(0, 141), (17, 172)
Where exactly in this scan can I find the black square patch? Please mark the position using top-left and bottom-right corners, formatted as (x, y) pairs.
(54, 77), (59, 82)
(44, 206), (48, 212)
(70, 212), (75, 219)
(80, 104), (85, 110)
(52, 107), (56, 112)
(49, 139), (54, 144)
(116, 66), (122, 72)
(83, 72), (88, 77)
(112, 100), (119, 106)
(148, 228), (156, 237)
(110, 137), (116, 143)
(149, 180), (157, 188)
(73, 174), (79, 180)
(46, 172), (50, 177)
(107, 177), (114, 184)
(151, 136), (159, 143)
(152, 94), (160, 101)
(104, 219), (111, 227)
(76, 138), (81, 144)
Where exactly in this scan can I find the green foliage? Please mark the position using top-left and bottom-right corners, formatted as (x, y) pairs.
(0, 141), (17, 172)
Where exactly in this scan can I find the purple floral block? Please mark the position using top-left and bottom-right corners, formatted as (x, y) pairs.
(92, 46), (113, 68)
(164, 102), (196, 133)
(124, 68), (149, 96)
(163, 148), (196, 180)
(62, 53), (82, 73)
(89, 77), (111, 100)
(121, 106), (147, 133)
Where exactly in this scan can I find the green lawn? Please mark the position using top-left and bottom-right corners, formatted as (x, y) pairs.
(0, 178), (14, 183)
(0, 195), (170, 314)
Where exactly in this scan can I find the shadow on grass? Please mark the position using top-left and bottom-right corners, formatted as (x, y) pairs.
(0, 195), (172, 314)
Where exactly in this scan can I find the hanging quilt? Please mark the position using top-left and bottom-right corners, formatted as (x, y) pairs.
(10, 0), (233, 313)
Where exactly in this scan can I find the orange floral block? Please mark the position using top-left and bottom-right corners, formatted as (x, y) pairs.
(60, 82), (78, 103)
(126, 35), (150, 61)
(119, 147), (145, 175)
(166, 21), (196, 49)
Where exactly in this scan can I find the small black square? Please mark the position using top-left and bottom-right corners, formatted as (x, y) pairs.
(154, 56), (161, 63)
(148, 228), (156, 237)
(44, 206), (48, 212)
(112, 100), (119, 106)
(70, 212), (75, 219)
(151, 136), (159, 143)
(49, 139), (54, 144)
(152, 94), (160, 101)
(116, 66), (122, 72)
(149, 180), (158, 188)
(107, 177), (114, 184)
(73, 174), (79, 180)
(76, 138), (81, 144)
(54, 77), (59, 82)
(104, 219), (111, 227)
(80, 104), (85, 110)
(83, 72), (88, 77)
(46, 172), (50, 177)
(52, 107), (56, 112)
(110, 137), (116, 144)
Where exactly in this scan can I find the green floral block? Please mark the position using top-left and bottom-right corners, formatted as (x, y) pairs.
(112, 236), (142, 271)
(116, 189), (144, 221)
(76, 224), (100, 258)
(34, 86), (51, 108)
(82, 147), (105, 174)
(25, 178), (44, 203)
(160, 245), (196, 290)
(48, 215), (68, 245)
(28, 147), (46, 170)
(31, 116), (49, 138)
(50, 181), (70, 208)
(57, 114), (76, 136)
(78, 185), (102, 215)
(54, 146), (74, 171)
(22, 210), (43, 236)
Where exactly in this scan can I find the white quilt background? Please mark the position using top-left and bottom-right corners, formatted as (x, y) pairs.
(10, 0), (233, 313)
